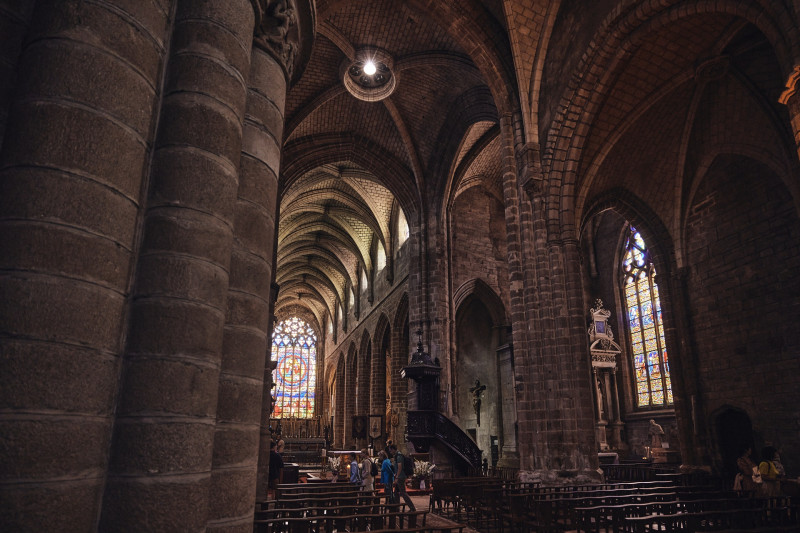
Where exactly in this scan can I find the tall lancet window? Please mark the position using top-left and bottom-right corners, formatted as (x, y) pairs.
(622, 226), (673, 408)
(271, 317), (317, 418)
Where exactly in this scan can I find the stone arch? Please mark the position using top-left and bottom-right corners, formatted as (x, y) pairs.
(334, 354), (346, 448)
(453, 278), (509, 328)
(545, 1), (798, 240)
(372, 313), (391, 448)
(344, 342), (358, 448)
(453, 281), (508, 462)
(356, 329), (372, 448)
(389, 293), (410, 444)
(580, 189), (701, 462)
(280, 134), (420, 222)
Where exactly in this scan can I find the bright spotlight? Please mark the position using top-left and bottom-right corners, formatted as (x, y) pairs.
(363, 60), (376, 76)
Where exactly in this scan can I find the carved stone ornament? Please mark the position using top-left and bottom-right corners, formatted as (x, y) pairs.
(588, 299), (621, 368)
(695, 55), (730, 84)
(252, 0), (300, 79)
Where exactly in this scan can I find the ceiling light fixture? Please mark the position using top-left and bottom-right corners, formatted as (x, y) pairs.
(342, 47), (397, 102)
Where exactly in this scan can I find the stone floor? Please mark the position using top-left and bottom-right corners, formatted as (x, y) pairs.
(409, 494), (480, 533)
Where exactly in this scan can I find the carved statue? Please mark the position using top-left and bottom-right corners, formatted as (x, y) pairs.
(469, 379), (487, 427)
(648, 419), (665, 449)
(252, 0), (298, 76)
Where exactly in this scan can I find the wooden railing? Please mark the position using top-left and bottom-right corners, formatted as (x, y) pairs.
(406, 410), (482, 472)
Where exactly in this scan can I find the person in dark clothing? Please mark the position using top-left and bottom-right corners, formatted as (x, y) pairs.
(268, 440), (284, 496)
(390, 443), (416, 511)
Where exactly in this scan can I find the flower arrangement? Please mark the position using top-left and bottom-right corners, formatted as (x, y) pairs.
(412, 460), (435, 487)
(326, 455), (341, 473)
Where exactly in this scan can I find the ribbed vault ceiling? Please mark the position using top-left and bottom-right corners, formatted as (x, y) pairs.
(275, 1), (511, 337)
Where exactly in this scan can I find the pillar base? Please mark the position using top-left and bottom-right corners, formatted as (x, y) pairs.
(497, 449), (519, 469)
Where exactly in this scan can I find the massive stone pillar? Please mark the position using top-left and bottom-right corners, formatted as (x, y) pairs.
(99, 1), (254, 530)
(209, 0), (315, 524)
(0, 1), (173, 530)
(0, 0), (35, 146)
(502, 120), (598, 479)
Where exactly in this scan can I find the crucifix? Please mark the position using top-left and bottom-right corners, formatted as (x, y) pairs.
(469, 379), (487, 426)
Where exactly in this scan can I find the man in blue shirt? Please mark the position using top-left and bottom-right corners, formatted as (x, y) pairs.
(380, 449), (394, 503)
(349, 452), (361, 485)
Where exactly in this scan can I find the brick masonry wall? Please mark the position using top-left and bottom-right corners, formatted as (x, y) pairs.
(685, 154), (800, 469)
(450, 185), (511, 310)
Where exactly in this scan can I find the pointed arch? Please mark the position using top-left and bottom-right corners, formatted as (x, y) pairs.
(453, 278), (509, 327)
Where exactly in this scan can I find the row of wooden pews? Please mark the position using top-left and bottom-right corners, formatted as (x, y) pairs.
(427, 475), (799, 532)
(254, 481), (466, 532)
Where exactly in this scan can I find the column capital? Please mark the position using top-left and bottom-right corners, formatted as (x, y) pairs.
(251, 0), (316, 85)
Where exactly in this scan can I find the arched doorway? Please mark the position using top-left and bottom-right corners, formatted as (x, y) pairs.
(714, 407), (754, 487)
(454, 280), (510, 467)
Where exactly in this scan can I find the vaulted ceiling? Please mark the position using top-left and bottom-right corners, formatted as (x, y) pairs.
(275, 0), (513, 335)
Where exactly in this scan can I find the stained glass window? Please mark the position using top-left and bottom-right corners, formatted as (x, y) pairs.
(622, 226), (673, 408)
(271, 317), (317, 418)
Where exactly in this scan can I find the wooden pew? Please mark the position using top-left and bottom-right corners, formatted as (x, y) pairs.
(622, 504), (799, 532)
(255, 501), (406, 522)
(253, 508), (428, 533)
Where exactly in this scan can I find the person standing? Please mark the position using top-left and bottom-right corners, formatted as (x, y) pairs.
(380, 450), (394, 504)
(735, 446), (761, 495)
(759, 446), (783, 498)
(391, 444), (416, 511)
(349, 452), (361, 485)
(360, 448), (374, 492)
(268, 441), (284, 498)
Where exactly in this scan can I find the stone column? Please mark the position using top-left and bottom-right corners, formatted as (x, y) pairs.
(609, 369), (624, 449)
(496, 343), (519, 467)
(210, 0), (315, 513)
(207, 43), (287, 530)
(256, 284), (280, 501)
(99, 2), (254, 530)
(0, 0), (35, 146)
(357, 341), (371, 448)
(0, 1), (173, 530)
(256, 361), (278, 500)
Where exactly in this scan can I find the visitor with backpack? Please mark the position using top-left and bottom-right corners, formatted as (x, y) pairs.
(360, 448), (376, 491)
(390, 443), (416, 511)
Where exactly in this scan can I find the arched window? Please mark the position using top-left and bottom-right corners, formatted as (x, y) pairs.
(376, 242), (386, 271)
(397, 208), (409, 248)
(622, 226), (673, 408)
(271, 317), (317, 418)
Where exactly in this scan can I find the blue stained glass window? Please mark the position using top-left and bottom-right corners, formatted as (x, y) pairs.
(621, 226), (673, 408)
(271, 317), (317, 418)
